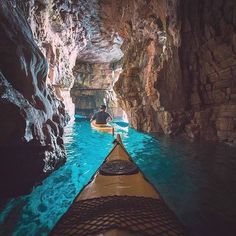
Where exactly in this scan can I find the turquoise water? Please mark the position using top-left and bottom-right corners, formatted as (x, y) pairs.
(1, 120), (236, 236)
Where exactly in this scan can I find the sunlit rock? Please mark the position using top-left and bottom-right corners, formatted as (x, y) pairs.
(101, 0), (183, 133)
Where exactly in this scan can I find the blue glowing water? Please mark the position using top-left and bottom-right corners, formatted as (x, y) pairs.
(0, 120), (236, 236)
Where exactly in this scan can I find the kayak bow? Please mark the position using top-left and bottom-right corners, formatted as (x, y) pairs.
(51, 134), (185, 236)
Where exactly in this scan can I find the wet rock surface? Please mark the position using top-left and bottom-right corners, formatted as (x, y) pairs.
(0, 1), (67, 196)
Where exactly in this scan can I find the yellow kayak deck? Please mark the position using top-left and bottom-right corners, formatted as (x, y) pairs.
(50, 135), (185, 236)
(91, 120), (114, 134)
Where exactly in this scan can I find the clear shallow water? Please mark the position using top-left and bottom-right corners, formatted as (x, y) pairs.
(0, 120), (236, 236)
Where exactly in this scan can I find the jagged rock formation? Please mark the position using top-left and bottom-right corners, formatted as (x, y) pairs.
(100, 0), (236, 144)
(0, 1), (68, 196)
(100, 0), (189, 134)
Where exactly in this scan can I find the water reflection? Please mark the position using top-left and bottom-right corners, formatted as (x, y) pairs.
(0, 121), (236, 236)
(134, 135), (236, 236)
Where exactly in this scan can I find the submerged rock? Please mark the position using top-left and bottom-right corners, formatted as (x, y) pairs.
(0, 1), (67, 196)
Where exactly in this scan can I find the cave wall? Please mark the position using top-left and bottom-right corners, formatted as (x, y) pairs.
(100, 0), (188, 133)
(100, 0), (236, 144)
(181, 0), (236, 143)
(0, 1), (68, 196)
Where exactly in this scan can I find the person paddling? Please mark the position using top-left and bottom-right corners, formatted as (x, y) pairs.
(90, 105), (112, 124)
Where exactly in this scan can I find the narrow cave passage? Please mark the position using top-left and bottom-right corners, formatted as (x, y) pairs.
(1, 0), (236, 236)
(70, 61), (126, 121)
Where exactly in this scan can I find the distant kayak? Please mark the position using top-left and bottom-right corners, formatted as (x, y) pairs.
(50, 134), (185, 236)
(91, 120), (114, 134)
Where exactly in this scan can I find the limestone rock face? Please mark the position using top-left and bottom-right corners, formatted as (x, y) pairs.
(101, 0), (236, 144)
(100, 0), (189, 133)
(181, 0), (236, 144)
(0, 1), (67, 196)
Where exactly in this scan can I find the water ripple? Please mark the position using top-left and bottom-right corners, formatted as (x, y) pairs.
(0, 120), (236, 236)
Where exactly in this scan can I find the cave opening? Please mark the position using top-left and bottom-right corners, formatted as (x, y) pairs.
(70, 60), (127, 122)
